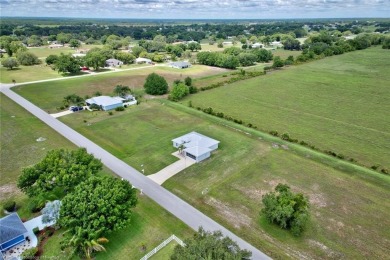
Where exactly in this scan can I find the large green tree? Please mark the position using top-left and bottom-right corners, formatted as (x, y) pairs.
(85, 49), (106, 71)
(59, 176), (137, 258)
(113, 84), (131, 97)
(261, 184), (309, 236)
(144, 73), (168, 95)
(54, 53), (80, 74)
(1, 57), (19, 70)
(16, 50), (40, 66)
(171, 227), (252, 260)
(17, 148), (102, 197)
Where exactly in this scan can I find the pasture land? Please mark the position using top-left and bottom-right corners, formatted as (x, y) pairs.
(270, 49), (301, 59)
(186, 47), (390, 168)
(0, 64), (62, 83)
(13, 65), (229, 112)
(0, 94), (192, 258)
(59, 100), (390, 259)
(28, 46), (74, 58)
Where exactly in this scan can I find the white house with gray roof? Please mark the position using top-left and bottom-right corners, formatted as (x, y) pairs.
(172, 132), (219, 162)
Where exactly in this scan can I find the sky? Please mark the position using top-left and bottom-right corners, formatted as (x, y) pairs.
(1, 0), (389, 19)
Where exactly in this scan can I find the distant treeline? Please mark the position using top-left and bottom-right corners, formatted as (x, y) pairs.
(2, 19), (388, 40)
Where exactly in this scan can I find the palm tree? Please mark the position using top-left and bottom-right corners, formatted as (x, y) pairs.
(61, 227), (108, 259)
(83, 237), (109, 259)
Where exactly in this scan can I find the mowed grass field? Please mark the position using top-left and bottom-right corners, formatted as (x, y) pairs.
(13, 65), (229, 113)
(186, 47), (390, 169)
(0, 94), (192, 258)
(0, 64), (62, 83)
(59, 100), (390, 259)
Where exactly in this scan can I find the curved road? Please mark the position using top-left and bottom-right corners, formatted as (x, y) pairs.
(0, 84), (270, 260)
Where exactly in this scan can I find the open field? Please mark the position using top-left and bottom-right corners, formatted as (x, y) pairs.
(0, 94), (192, 258)
(28, 46), (74, 58)
(59, 100), (390, 259)
(0, 64), (62, 83)
(270, 49), (301, 59)
(13, 65), (229, 112)
(185, 47), (390, 168)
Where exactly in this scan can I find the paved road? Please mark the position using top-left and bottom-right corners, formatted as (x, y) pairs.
(0, 85), (270, 260)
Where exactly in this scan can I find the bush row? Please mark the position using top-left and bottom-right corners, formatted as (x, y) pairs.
(199, 70), (265, 92)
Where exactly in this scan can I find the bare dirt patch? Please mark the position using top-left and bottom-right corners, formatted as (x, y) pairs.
(205, 197), (251, 228)
(0, 183), (23, 200)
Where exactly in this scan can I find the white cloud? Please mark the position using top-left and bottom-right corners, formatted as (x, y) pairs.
(0, 0), (389, 18)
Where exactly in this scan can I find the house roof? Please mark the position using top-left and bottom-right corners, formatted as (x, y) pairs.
(0, 213), (27, 244)
(172, 132), (219, 157)
(86, 96), (123, 107)
(136, 57), (152, 63)
(170, 61), (191, 68)
(106, 58), (122, 63)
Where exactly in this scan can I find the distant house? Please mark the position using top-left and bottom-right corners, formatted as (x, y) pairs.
(48, 43), (63, 49)
(170, 61), (191, 69)
(271, 41), (283, 48)
(251, 43), (263, 48)
(72, 53), (86, 58)
(172, 132), (220, 162)
(86, 96), (124, 111)
(0, 49), (6, 54)
(135, 57), (152, 64)
(223, 41), (233, 45)
(0, 213), (28, 252)
(106, 58), (123, 67)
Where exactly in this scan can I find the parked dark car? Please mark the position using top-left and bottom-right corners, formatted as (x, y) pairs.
(70, 106), (83, 112)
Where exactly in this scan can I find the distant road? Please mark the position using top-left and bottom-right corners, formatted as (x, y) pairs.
(0, 84), (270, 260)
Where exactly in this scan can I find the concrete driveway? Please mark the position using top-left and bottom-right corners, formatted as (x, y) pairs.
(148, 151), (196, 185)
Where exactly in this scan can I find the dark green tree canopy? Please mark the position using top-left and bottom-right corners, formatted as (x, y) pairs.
(54, 53), (81, 74)
(261, 184), (310, 236)
(59, 176), (137, 236)
(17, 148), (103, 197)
(143, 73), (168, 95)
(171, 227), (252, 260)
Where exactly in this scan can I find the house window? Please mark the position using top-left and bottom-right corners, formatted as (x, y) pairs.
(186, 152), (196, 160)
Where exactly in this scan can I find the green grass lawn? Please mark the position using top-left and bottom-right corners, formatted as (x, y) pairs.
(185, 47), (390, 169)
(59, 100), (390, 259)
(0, 94), (193, 258)
(0, 64), (62, 83)
(27, 46), (74, 58)
(150, 241), (178, 260)
(13, 65), (229, 113)
(270, 49), (302, 59)
(0, 93), (74, 219)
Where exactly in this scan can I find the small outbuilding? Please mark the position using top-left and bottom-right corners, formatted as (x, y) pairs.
(86, 96), (124, 111)
(172, 132), (220, 162)
(252, 43), (263, 48)
(105, 58), (123, 67)
(0, 213), (28, 252)
(170, 61), (191, 69)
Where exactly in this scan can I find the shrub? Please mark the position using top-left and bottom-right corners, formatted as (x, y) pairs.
(188, 85), (198, 94)
(28, 199), (45, 213)
(124, 104), (128, 108)
(16, 51), (41, 66)
(261, 184), (309, 236)
(281, 133), (291, 141)
(89, 103), (100, 110)
(108, 111), (113, 115)
(269, 130), (279, 137)
(21, 247), (38, 260)
(115, 106), (125, 111)
(144, 73), (168, 95)
(3, 201), (16, 212)
(33, 227), (40, 234)
(184, 76), (192, 86)
(169, 83), (189, 101)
